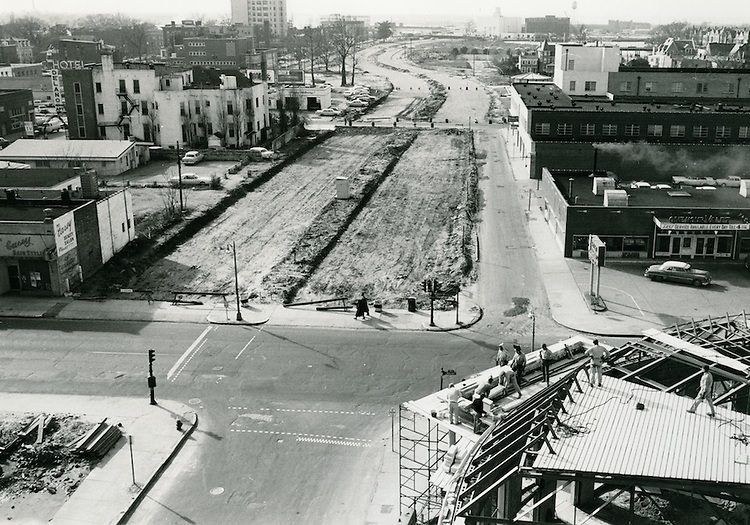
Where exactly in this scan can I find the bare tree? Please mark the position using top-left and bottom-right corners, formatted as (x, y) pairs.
(316, 26), (333, 73)
(304, 26), (318, 87)
(329, 19), (357, 86)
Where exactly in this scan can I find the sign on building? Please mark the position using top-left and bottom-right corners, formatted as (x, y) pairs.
(50, 60), (84, 112)
(0, 233), (50, 258)
(53, 213), (77, 257)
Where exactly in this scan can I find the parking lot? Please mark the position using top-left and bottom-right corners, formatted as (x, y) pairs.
(102, 158), (238, 187)
(567, 258), (750, 328)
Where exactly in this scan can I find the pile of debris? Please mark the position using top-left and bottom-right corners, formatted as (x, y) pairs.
(68, 418), (122, 458)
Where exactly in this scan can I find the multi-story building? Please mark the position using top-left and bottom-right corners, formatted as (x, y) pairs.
(524, 16), (570, 37)
(231, 0), (287, 38)
(0, 38), (34, 64)
(179, 36), (255, 69)
(0, 63), (43, 78)
(0, 89), (34, 140)
(553, 43), (621, 96)
(517, 54), (538, 74)
(50, 39), (108, 66)
(154, 70), (270, 148)
(609, 68), (750, 102)
(537, 40), (555, 75)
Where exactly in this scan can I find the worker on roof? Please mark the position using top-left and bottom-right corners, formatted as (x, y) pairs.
(498, 364), (522, 399)
(446, 383), (461, 424)
(687, 365), (716, 418)
(585, 339), (610, 388)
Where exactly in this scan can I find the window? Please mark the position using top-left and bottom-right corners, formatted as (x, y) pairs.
(716, 126), (731, 138)
(567, 59), (575, 70)
(97, 103), (104, 114)
(724, 82), (736, 94)
(74, 82), (81, 94)
(76, 103), (84, 116)
(619, 81), (632, 92)
(739, 126), (749, 139)
(602, 124), (617, 136)
(647, 124), (663, 137)
(255, 97), (259, 108)
(122, 223), (125, 233)
(670, 125), (686, 138)
(696, 82), (708, 94)
(205, 100), (210, 107)
(121, 100), (128, 115)
(133, 79), (140, 94)
(569, 80), (576, 91)
(95, 82), (102, 93)
(227, 102), (233, 115)
(207, 122), (213, 135)
(229, 128), (235, 138)
(644, 81), (656, 92)
(624, 124), (640, 137)
(123, 124), (130, 139)
(141, 101), (149, 116)
(534, 122), (550, 135)
(78, 126), (86, 137)
(118, 79), (126, 93)
(180, 102), (186, 116)
(671, 82), (684, 93)
(165, 79), (171, 87)
(584, 81), (597, 92)
(580, 123), (595, 136)
(99, 126), (106, 138)
(692, 125), (708, 138)
(557, 123), (572, 136)
(195, 101), (201, 115)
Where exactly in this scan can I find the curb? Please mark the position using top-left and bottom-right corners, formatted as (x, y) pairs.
(206, 314), (270, 326)
(423, 305), (484, 332)
(116, 411), (198, 525)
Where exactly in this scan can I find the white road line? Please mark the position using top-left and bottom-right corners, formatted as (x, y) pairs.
(229, 428), (371, 445)
(235, 333), (259, 360)
(244, 407), (377, 416)
(602, 285), (645, 318)
(91, 351), (144, 355)
(168, 326), (213, 382)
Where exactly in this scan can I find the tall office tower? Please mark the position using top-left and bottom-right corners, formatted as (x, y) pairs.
(231, 0), (287, 38)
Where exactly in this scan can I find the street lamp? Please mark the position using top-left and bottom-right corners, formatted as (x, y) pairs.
(528, 310), (536, 353)
(226, 241), (243, 321)
(440, 367), (456, 390)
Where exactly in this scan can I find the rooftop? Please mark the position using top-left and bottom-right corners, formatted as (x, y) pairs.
(0, 140), (135, 161)
(0, 168), (83, 189)
(0, 203), (79, 222)
(551, 169), (750, 209)
(513, 82), (750, 113)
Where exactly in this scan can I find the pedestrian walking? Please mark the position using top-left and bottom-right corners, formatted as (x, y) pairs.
(511, 345), (526, 384)
(687, 365), (716, 417)
(446, 383), (461, 424)
(585, 339), (610, 387)
(539, 343), (552, 385)
(354, 293), (370, 320)
(499, 364), (522, 399)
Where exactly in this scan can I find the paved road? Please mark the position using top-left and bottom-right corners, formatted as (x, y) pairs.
(0, 318), (501, 524)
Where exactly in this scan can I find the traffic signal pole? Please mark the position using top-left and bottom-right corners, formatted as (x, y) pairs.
(148, 349), (157, 405)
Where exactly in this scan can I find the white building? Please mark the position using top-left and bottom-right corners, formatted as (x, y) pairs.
(0, 140), (138, 176)
(154, 75), (270, 148)
(271, 84), (331, 111)
(231, 0), (287, 37)
(553, 43), (620, 96)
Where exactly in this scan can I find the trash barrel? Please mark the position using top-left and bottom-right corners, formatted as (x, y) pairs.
(407, 297), (417, 312)
(374, 302), (383, 313)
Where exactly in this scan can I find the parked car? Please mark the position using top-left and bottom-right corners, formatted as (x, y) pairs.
(644, 260), (712, 286)
(316, 107), (341, 117)
(348, 99), (369, 108)
(168, 173), (210, 187)
(35, 116), (65, 134)
(248, 147), (276, 160)
(181, 151), (204, 165)
(672, 176), (717, 187)
(716, 176), (743, 187)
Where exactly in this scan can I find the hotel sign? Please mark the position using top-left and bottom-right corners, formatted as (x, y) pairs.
(50, 59), (84, 111)
(654, 216), (750, 231)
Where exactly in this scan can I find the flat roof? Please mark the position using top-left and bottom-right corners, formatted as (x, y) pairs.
(0, 203), (78, 222)
(0, 140), (134, 161)
(512, 82), (750, 114)
(552, 171), (750, 209)
(0, 168), (81, 188)
(532, 374), (750, 488)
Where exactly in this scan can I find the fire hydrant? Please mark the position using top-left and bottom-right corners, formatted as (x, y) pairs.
(176, 419), (183, 432)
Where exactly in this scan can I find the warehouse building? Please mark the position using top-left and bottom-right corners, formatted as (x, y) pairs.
(0, 139), (139, 176)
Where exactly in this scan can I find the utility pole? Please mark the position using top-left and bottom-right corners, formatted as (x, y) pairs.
(147, 349), (157, 405)
(176, 141), (184, 213)
(231, 241), (243, 321)
(423, 278), (440, 327)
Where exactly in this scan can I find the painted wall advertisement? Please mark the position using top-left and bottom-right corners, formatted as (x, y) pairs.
(53, 213), (77, 257)
(0, 233), (52, 258)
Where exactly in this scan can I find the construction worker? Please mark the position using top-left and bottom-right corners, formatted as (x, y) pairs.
(687, 365), (716, 417)
(539, 343), (552, 385)
(446, 383), (461, 424)
(585, 339), (609, 387)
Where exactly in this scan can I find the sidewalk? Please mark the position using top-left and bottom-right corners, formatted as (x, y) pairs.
(0, 292), (483, 332)
(498, 126), (656, 338)
(1, 393), (195, 525)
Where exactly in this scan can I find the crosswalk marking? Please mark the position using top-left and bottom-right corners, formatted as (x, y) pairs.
(227, 406), (376, 416)
(229, 428), (371, 444)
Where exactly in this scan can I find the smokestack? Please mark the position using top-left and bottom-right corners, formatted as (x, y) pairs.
(569, 178), (575, 201)
(593, 148), (599, 172)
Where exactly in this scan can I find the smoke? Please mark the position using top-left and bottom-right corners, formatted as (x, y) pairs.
(593, 142), (750, 179)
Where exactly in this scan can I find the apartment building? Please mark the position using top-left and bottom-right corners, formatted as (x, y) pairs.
(231, 0), (287, 37)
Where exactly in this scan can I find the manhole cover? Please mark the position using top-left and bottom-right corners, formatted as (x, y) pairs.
(210, 487), (224, 496)
(188, 398), (202, 405)
(212, 366), (223, 371)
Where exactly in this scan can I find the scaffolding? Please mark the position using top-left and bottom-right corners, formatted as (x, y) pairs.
(399, 404), (451, 521)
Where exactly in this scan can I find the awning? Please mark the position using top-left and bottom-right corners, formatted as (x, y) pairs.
(654, 216), (750, 231)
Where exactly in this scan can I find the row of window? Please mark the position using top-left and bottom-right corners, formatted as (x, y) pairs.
(179, 96), (262, 116)
(534, 122), (750, 139)
(94, 79), (141, 94)
(568, 81), (597, 92)
(619, 80), (739, 94)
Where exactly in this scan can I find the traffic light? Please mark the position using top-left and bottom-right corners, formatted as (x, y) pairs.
(148, 349), (156, 363)
(423, 280), (428, 292)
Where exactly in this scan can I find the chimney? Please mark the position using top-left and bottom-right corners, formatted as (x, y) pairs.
(568, 177), (575, 200)
(43, 208), (54, 223)
(101, 49), (114, 73)
(61, 188), (71, 202)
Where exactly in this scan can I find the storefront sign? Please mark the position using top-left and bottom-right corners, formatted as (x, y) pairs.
(655, 217), (750, 231)
(53, 214), (77, 257)
(0, 234), (50, 258)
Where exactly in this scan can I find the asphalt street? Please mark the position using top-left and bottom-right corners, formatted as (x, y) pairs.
(0, 317), (503, 523)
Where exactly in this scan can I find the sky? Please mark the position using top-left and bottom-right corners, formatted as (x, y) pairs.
(3, 0), (750, 26)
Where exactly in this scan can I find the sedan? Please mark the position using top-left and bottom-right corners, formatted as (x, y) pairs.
(316, 107), (341, 117)
(181, 151), (204, 165)
(644, 260), (712, 286)
(248, 147), (276, 160)
(348, 99), (369, 108)
(168, 173), (210, 187)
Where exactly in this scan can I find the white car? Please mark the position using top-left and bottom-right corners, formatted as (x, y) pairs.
(716, 176), (742, 187)
(348, 99), (369, 108)
(181, 151), (204, 165)
(168, 173), (210, 187)
(316, 107), (341, 117)
(249, 147), (276, 160)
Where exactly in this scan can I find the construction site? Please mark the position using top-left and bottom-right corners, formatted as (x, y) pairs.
(399, 313), (750, 525)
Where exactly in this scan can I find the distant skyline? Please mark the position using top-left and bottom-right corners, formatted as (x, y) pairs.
(3, 0), (750, 26)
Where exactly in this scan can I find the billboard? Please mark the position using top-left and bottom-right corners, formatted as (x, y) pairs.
(53, 213), (77, 257)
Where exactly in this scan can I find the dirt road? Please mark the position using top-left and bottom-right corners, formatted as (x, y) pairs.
(296, 129), (476, 307)
(137, 129), (394, 299)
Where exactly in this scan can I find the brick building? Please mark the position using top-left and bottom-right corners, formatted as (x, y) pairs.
(524, 16), (570, 37)
(0, 89), (34, 140)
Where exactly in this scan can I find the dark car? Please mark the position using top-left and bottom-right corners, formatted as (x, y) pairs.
(644, 260), (712, 286)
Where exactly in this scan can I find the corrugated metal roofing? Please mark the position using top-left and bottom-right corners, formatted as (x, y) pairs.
(532, 373), (750, 486)
(0, 140), (134, 161)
